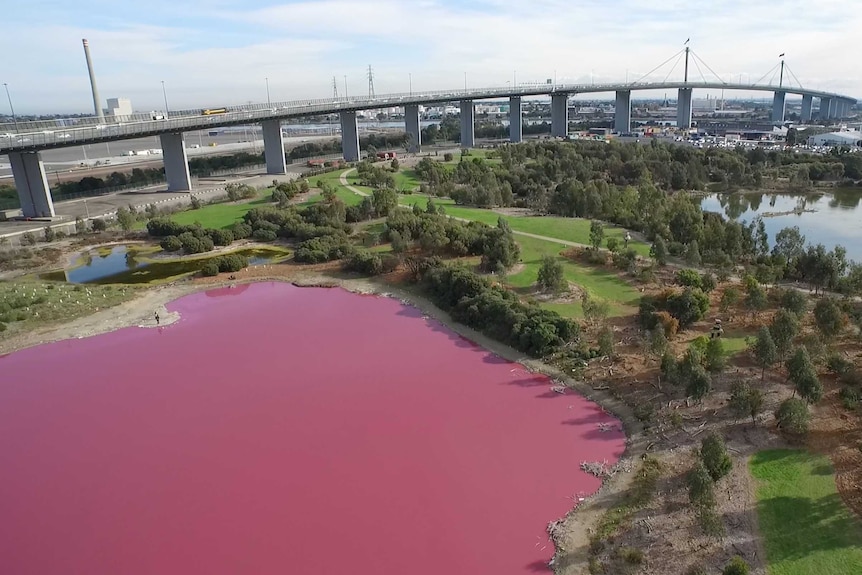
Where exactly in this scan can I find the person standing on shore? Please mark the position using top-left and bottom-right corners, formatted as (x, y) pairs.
(154, 311), (160, 326)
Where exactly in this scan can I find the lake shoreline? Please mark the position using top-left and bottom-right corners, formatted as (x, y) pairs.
(0, 265), (642, 575)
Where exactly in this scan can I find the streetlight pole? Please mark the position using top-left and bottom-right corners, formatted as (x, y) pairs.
(161, 81), (170, 119)
(3, 83), (18, 132)
(464, 72), (467, 93)
(266, 77), (271, 107)
(409, 73), (412, 97)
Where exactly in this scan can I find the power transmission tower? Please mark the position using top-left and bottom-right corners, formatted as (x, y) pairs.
(367, 65), (375, 99)
(332, 76), (339, 99)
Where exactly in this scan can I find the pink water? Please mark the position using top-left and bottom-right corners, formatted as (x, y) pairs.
(0, 282), (625, 574)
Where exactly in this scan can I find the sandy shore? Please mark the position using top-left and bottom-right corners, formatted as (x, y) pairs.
(0, 267), (641, 574)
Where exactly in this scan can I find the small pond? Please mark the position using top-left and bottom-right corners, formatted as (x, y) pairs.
(701, 187), (862, 261)
(41, 245), (289, 284)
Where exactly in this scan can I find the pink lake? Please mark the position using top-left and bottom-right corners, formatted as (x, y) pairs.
(0, 282), (625, 574)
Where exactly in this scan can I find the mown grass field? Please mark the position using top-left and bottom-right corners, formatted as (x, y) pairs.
(750, 449), (862, 575)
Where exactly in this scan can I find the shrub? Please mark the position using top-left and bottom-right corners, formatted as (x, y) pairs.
(722, 556), (750, 575)
(216, 254), (248, 273)
(839, 386), (859, 410)
(178, 232), (214, 254)
(443, 152), (454, 162)
(775, 398), (810, 435)
(700, 272), (716, 293)
(160, 236), (182, 252)
(75, 217), (88, 234)
(537, 255), (566, 292)
(676, 268), (703, 289)
(252, 228), (278, 242)
(719, 287), (740, 312)
(190, 196), (202, 210)
(827, 353), (854, 376)
(43, 226), (56, 242)
(666, 287), (710, 328)
(345, 251), (384, 275)
(91, 218), (107, 232)
(208, 228), (234, 246)
(230, 222), (253, 240)
(21, 232), (37, 246)
(200, 261), (220, 276)
(700, 433), (732, 481)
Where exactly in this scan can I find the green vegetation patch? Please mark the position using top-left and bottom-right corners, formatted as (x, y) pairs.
(750, 449), (862, 575)
(0, 281), (136, 338)
(169, 191), (273, 229)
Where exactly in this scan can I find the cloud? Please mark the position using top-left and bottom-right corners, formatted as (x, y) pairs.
(1, 0), (859, 113)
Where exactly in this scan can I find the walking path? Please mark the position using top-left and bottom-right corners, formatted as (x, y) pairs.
(339, 167), (592, 250)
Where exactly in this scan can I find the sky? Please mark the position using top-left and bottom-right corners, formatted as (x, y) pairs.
(1, 0), (860, 114)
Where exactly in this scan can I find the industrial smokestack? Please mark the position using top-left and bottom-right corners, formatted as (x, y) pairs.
(81, 39), (105, 121)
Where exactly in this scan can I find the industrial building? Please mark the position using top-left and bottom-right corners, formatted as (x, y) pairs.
(807, 130), (862, 147)
(105, 98), (132, 118)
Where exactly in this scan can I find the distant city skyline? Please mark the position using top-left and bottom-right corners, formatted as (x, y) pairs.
(1, 0), (860, 114)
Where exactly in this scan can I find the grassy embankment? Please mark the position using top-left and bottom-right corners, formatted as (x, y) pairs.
(750, 450), (862, 575)
(0, 281), (136, 339)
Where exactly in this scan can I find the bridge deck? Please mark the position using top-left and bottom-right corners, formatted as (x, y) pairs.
(1, 82), (855, 154)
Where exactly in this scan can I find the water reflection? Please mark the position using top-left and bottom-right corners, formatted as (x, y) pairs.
(41, 246), (289, 285)
(701, 188), (862, 261)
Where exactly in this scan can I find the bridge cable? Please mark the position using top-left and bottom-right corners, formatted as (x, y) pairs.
(691, 57), (709, 84)
(783, 64), (804, 89)
(690, 51), (729, 84)
(767, 68), (779, 87)
(629, 48), (686, 85)
(660, 52), (686, 84)
(751, 63), (780, 87)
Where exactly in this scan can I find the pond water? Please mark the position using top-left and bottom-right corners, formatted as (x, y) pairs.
(41, 245), (288, 284)
(0, 282), (624, 575)
(701, 188), (862, 261)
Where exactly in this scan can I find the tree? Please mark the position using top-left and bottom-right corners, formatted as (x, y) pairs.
(589, 220), (605, 250)
(648, 326), (669, 360)
(745, 282), (768, 312)
(769, 309), (800, 359)
(786, 127), (798, 146)
(751, 327), (778, 380)
(700, 433), (732, 481)
(813, 297), (846, 339)
(779, 288), (808, 317)
(719, 287), (740, 312)
(688, 461), (716, 508)
(75, 217), (87, 234)
(773, 226), (806, 262)
(786, 346), (813, 383)
(391, 158), (399, 171)
(598, 326), (615, 357)
(116, 206), (135, 231)
(723, 556), (750, 575)
(581, 291), (611, 324)
(686, 364), (712, 401)
(537, 255), (567, 293)
(705, 337), (726, 373)
(775, 398), (809, 435)
(91, 218), (107, 232)
(794, 368), (823, 404)
(729, 382), (765, 425)
(606, 237), (619, 253)
(650, 235), (668, 266)
(685, 240), (702, 266)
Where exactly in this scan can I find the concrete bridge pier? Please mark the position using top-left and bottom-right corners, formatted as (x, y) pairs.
(772, 91), (786, 123)
(837, 100), (850, 118)
(509, 96), (522, 143)
(676, 88), (693, 130)
(159, 132), (192, 192)
(460, 100), (475, 148)
(405, 104), (421, 153)
(819, 97), (833, 120)
(614, 90), (632, 134)
(801, 95), (813, 122)
(340, 111), (360, 162)
(551, 93), (568, 137)
(8, 151), (55, 218)
(261, 119), (286, 174)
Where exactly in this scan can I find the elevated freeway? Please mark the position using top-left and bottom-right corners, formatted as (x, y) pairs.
(2, 80), (857, 218)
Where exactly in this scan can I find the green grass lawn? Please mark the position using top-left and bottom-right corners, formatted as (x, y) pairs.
(508, 236), (640, 317)
(169, 193), (273, 229)
(399, 195), (650, 254)
(750, 449), (862, 575)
